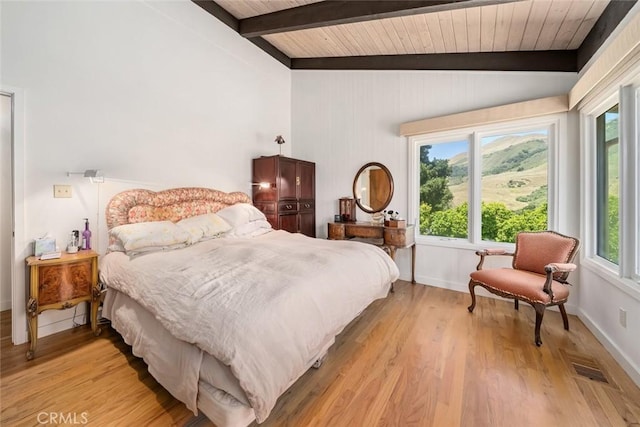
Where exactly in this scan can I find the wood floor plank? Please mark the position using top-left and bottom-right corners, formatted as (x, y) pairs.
(2, 282), (639, 427)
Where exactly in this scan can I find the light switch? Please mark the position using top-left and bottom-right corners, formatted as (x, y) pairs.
(53, 185), (72, 198)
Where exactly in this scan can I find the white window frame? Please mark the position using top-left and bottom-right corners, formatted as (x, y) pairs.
(580, 74), (640, 289)
(408, 114), (562, 250)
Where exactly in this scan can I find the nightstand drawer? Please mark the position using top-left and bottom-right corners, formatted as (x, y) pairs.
(38, 260), (92, 306)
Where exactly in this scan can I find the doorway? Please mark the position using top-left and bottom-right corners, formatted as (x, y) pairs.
(2, 87), (26, 346)
(1, 93), (12, 314)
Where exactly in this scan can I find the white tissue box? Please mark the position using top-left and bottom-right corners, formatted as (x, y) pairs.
(34, 238), (56, 257)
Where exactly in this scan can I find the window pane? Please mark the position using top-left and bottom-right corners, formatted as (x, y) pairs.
(419, 141), (469, 238)
(596, 105), (619, 264)
(480, 130), (548, 243)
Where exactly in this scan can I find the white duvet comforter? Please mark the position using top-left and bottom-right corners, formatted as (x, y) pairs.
(100, 230), (399, 422)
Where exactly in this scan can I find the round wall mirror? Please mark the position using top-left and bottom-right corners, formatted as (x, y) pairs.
(352, 162), (394, 214)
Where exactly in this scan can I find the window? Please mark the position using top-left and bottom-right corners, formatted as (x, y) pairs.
(419, 140), (469, 238)
(480, 130), (548, 243)
(412, 117), (557, 245)
(595, 105), (619, 265)
(583, 81), (640, 284)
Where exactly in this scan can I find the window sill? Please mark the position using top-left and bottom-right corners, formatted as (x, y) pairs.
(415, 235), (515, 252)
(581, 257), (640, 302)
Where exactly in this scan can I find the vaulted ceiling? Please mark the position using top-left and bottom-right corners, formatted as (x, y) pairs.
(194, 0), (636, 72)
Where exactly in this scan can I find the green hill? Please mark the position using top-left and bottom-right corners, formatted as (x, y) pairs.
(446, 133), (548, 210)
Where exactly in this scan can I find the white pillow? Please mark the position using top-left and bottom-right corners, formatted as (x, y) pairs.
(216, 203), (267, 228)
(176, 213), (232, 244)
(109, 221), (191, 253)
(225, 219), (272, 238)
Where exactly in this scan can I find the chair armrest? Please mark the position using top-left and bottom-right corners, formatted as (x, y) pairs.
(474, 248), (514, 270)
(542, 263), (577, 301)
(544, 263), (577, 273)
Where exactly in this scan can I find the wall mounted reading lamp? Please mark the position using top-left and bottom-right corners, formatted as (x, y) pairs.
(67, 169), (104, 183)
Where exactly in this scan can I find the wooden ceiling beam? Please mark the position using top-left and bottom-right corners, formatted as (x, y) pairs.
(192, 0), (291, 67)
(291, 51), (578, 72)
(239, 0), (523, 38)
(577, 0), (637, 71)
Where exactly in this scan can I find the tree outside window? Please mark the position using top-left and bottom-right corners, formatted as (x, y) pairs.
(596, 104), (619, 265)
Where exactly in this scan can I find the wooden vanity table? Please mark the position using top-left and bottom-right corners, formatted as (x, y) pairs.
(328, 222), (416, 284)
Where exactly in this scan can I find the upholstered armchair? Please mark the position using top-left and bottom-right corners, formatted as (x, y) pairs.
(468, 231), (580, 346)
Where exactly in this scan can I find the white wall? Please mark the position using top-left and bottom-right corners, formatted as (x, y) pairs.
(1, 0), (291, 341)
(292, 70), (579, 287)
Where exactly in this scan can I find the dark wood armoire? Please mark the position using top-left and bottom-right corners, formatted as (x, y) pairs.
(252, 155), (316, 237)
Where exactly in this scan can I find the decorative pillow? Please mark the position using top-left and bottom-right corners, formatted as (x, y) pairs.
(216, 203), (267, 228)
(109, 221), (191, 253)
(176, 213), (232, 244)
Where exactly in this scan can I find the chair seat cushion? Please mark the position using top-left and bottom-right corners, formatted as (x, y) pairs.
(470, 268), (570, 304)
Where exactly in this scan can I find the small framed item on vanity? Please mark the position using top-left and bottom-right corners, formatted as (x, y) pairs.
(339, 197), (356, 222)
(25, 250), (102, 360)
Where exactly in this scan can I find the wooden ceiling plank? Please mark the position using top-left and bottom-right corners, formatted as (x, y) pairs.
(480, 4), (498, 51)
(439, 11), (458, 52)
(415, 14), (437, 53)
(451, 9), (470, 52)
(291, 50), (577, 71)
(466, 7), (482, 52)
(519, 0), (552, 50)
(239, 0), (525, 37)
(535, 0), (572, 51)
(398, 16), (422, 54)
(567, 1), (608, 49)
(345, 20), (380, 56)
(551, 0), (594, 50)
(263, 32), (304, 58)
(493, 2), (515, 51)
(391, 17), (418, 54)
(317, 27), (347, 57)
(381, 18), (406, 54)
(366, 20), (392, 54)
(506, 0), (532, 51)
(326, 26), (361, 57)
(425, 13), (447, 53)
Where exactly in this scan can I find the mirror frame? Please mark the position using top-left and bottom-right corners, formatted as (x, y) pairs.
(352, 162), (394, 214)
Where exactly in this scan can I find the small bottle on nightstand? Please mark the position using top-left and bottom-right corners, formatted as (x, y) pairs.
(82, 218), (92, 250)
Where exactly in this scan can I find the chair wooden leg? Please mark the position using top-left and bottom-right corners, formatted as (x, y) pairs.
(559, 304), (569, 331)
(534, 303), (545, 346)
(468, 280), (477, 313)
(514, 299), (519, 311)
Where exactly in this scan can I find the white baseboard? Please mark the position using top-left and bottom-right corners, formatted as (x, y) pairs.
(578, 308), (640, 388)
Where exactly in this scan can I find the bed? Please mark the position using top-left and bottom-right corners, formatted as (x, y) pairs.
(99, 187), (399, 426)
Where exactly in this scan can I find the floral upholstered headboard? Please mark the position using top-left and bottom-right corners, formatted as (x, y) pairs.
(105, 187), (252, 230)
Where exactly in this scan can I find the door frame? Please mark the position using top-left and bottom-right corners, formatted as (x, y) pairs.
(1, 86), (27, 345)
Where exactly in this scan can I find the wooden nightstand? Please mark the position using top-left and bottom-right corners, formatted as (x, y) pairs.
(25, 250), (101, 360)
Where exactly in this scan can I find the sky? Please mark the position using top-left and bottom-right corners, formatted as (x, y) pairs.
(425, 129), (548, 161)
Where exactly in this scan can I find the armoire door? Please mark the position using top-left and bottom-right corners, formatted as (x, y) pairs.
(278, 158), (298, 200)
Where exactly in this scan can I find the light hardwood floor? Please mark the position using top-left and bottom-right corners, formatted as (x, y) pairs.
(2, 282), (639, 426)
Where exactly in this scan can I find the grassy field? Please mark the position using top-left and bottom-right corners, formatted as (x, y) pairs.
(449, 164), (547, 210)
(445, 133), (548, 211)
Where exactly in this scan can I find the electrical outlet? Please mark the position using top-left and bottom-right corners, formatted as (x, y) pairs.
(619, 308), (627, 328)
(53, 185), (72, 198)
